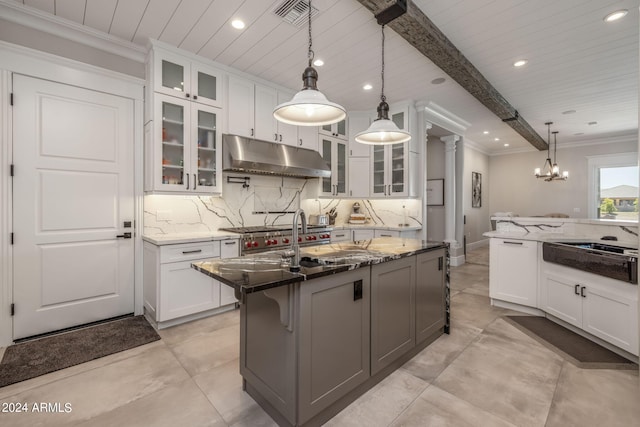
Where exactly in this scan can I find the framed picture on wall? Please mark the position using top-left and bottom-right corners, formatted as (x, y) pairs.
(427, 179), (444, 206)
(472, 172), (482, 208)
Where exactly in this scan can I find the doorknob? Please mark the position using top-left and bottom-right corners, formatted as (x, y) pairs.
(116, 232), (132, 239)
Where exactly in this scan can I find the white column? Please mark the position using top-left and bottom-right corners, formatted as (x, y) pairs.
(441, 135), (460, 246)
(421, 121), (432, 241)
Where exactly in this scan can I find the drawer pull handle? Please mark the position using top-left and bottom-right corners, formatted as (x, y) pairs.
(503, 241), (523, 245)
(580, 286), (586, 298)
(182, 249), (203, 254)
(574, 284), (580, 295)
(224, 241), (237, 245)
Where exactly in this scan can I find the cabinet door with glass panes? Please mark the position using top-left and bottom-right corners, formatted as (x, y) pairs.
(152, 94), (221, 193)
(370, 108), (409, 197)
(319, 118), (347, 140)
(154, 49), (222, 108)
(319, 136), (347, 197)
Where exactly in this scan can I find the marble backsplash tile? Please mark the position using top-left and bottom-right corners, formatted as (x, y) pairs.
(143, 176), (423, 235)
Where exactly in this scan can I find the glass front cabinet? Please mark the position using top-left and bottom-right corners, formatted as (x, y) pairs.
(153, 48), (223, 108)
(371, 109), (411, 197)
(320, 136), (347, 197)
(147, 94), (222, 193)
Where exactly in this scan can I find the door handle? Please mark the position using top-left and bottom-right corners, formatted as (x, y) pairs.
(275, 133), (278, 141)
(299, 138), (303, 146)
(438, 256), (443, 271)
(251, 128), (254, 137)
(279, 134), (282, 142)
(193, 174), (196, 190)
(186, 174), (189, 190)
(116, 232), (132, 239)
(580, 286), (586, 298)
(503, 241), (523, 245)
(574, 284), (580, 295)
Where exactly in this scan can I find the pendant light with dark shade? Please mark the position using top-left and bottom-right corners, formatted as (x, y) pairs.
(355, 24), (411, 145)
(273, 0), (346, 127)
(534, 122), (569, 181)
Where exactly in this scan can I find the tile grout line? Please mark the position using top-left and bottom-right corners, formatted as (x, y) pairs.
(543, 361), (566, 427)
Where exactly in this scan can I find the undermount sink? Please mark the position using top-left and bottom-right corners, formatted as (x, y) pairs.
(542, 241), (637, 284)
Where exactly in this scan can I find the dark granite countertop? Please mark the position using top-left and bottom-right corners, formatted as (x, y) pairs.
(192, 238), (448, 295)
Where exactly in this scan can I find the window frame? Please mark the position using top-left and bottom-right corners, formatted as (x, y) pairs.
(586, 152), (638, 221)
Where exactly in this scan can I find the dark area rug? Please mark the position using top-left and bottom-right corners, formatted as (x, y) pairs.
(0, 315), (160, 388)
(505, 315), (637, 369)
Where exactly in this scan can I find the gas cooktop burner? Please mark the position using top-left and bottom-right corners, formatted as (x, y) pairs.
(219, 225), (333, 254)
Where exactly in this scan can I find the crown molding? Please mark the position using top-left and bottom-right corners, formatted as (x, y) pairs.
(0, 0), (146, 63)
(416, 100), (471, 137)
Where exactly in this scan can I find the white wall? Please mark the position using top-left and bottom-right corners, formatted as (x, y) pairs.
(489, 138), (637, 218)
(463, 142), (491, 245)
(0, 18), (144, 78)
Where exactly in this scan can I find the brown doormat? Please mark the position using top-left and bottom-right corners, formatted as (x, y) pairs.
(505, 315), (637, 369)
(0, 315), (160, 388)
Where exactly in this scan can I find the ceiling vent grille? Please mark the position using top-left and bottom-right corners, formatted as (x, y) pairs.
(273, 0), (319, 27)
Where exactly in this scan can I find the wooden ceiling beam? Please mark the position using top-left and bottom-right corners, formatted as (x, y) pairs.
(356, 0), (548, 151)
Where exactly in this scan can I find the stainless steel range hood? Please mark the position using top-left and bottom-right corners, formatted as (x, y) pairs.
(222, 134), (331, 178)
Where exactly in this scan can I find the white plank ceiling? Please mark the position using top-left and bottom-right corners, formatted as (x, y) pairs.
(10, 0), (639, 154)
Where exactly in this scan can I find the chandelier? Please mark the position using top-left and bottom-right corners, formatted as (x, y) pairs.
(534, 122), (568, 181)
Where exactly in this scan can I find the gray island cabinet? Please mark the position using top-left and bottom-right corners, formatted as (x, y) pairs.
(193, 238), (448, 427)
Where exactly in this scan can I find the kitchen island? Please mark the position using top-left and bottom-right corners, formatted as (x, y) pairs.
(193, 238), (449, 427)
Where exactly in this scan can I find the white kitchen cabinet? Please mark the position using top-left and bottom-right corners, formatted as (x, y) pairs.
(219, 239), (239, 305)
(489, 238), (538, 308)
(348, 112), (372, 157)
(144, 239), (238, 328)
(319, 135), (348, 197)
(331, 230), (351, 243)
(228, 76), (315, 148)
(352, 228), (374, 241)
(348, 157), (370, 197)
(540, 262), (638, 356)
(152, 47), (223, 108)
(371, 143), (410, 197)
(319, 118), (347, 140)
(145, 94), (222, 193)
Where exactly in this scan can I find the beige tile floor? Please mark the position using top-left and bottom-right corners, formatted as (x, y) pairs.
(1, 246), (638, 426)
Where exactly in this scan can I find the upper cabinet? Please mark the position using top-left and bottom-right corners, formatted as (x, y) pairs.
(320, 118), (348, 140)
(319, 135), (348, 197)
(227, 76), (318, 149)
(145, 43), (224, 194)
(370, 104), (417, 198)
(152, 48), (223, 108)
(145, 94), (222, 193)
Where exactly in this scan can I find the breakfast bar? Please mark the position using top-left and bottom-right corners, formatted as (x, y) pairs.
(193, 238), (449, 427)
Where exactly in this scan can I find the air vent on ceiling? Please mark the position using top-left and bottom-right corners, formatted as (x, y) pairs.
(273, 0), (319, 27)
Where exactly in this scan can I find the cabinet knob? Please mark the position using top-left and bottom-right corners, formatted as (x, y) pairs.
(185, 93), (190, 98)
(193, 95), (198, 100)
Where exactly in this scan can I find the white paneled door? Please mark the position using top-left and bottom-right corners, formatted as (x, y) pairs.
(12, 75), (135, 339)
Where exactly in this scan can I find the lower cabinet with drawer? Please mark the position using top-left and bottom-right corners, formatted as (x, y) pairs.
(143, 239), (239, 328)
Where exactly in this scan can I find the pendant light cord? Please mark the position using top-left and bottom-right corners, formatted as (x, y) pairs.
(307, 0), (314, 66)
(381, 24), (386, 103)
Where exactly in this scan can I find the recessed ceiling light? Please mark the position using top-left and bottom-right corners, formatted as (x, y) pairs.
(494, 138), (500, 141)
(503, 143), (509, 147)
(231, 19), (245, 29)
(513, 59), (528, 67)
(313, 59), (324, 67)
(604, 10), (628, 22)
(588, 121), (598, 125)
(483, 131), (489, 135)
(363, 84), (373, 90)
(562, 110), (576, 115)
(431, 77), (446, 85)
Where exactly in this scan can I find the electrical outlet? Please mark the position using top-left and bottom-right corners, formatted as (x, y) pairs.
(156, 210), (172, 221)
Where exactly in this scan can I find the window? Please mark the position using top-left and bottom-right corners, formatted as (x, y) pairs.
(587, 153), (638, 221)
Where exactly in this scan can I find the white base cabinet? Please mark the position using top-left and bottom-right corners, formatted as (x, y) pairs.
(540, 262), (638, 356)
(144, 239), (238, 327)
(489, 238), (538, 308)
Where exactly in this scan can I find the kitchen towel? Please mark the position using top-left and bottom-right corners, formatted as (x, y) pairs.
(0, 315), (160, 388)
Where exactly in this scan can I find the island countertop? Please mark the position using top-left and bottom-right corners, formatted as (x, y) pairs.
(192, 238), (448, 295)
